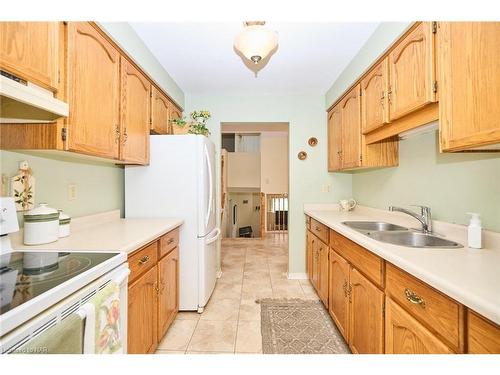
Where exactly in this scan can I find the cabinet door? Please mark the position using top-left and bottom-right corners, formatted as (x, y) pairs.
(388, 22), (435, 121)
(306, 231), (314, 281)
(0, 22), (59, 91)
(438, 22), (500, 151)
(328, 250), (350, 341)
(151, 86), (171, 135)
(385, 298), (453, 354)
(349, 267), (384, 354)
(67, 22), (120, 159)
(327, 105), (343, 171)
(120, 58), (150, 165)
(361, 58), (389, 133)
(318, 240), (329, 308)
(128, 265), (158, 354)
(340, 85), (362, 169)
(467, 311), (500, 354)
(311, 236), (320, 292)
(158, 247), (179, 341)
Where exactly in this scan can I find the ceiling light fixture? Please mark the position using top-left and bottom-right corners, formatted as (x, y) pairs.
(233, 21), (278, 74)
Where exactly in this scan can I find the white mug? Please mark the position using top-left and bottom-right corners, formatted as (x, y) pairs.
(339, 199), (357, 211)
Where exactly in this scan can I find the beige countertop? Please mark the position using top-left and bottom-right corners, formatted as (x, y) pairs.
(304, 204), (500, 325)
(9, 210), (183, 255)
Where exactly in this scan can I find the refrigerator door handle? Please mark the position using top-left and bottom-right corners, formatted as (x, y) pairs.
(204, 145), (214, 228)
(205, 227), (221, 245)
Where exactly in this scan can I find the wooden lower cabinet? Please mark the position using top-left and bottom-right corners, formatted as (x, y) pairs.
(349, 267), (384, 354)
(318, 240), (329, 307)
(328, 249), (350, 341)
(467, 311), (500, 354)
(157, 247), (179, 340)
(128, 265), (158, 354)
(306, 231), (314, 282)
(309, 231), (328, 307)
(307, 221), (499, 354)
(385, 298), (453, 354)
(127, 229), (180, 354)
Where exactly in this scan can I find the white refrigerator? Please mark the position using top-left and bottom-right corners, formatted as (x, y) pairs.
(125, 135), (219, 312)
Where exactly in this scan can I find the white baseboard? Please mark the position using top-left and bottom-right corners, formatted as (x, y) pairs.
(287, 272), (308, 280)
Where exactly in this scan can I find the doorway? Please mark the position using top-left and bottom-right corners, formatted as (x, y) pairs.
(220, 122), (289, 240)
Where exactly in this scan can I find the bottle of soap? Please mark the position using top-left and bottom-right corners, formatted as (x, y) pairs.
(467, 213), (482, 249)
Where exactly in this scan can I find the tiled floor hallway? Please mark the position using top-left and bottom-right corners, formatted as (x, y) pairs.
(156, 233), (319, 354)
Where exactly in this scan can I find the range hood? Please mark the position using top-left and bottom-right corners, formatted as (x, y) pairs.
(0, 73), (69, 123)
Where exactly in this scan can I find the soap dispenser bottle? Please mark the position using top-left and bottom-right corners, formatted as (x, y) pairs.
(467, 213), (482, 249)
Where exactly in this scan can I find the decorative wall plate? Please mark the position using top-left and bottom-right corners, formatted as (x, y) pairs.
(308, 137), (318, 147)
(297, 151), (307, 160)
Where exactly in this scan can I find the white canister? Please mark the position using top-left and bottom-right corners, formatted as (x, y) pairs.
(23, 203), (60, 245)
(58, 209), (71, 238)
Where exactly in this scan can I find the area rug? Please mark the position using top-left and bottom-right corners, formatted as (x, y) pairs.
(258, 298), (351, 354)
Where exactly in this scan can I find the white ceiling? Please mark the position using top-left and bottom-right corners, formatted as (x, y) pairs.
(131, 22), (379, 95)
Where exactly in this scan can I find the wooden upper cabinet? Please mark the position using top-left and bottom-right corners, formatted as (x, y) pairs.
(66, 22), (121, 159)
(327, 105), (342, 171)
(349, 267), (384, 354)
(157, 247), (179, 341)
(438, 22), (500, 151)
(361, 58), (389, 133)
(329, 250), (350, 341)
(385, 298), (453, 354)
(340, 84), (362, 169)
(150, 86), (171, 135)
(120, 57), (150, 165)
(0, 22), (59, 92)
(128, 265), (158, 354)
(388, 22), (436, 121)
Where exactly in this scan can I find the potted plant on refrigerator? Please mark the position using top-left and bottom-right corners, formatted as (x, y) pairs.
(171, 110), (211, 137)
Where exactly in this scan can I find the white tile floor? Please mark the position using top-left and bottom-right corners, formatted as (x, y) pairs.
(155, 233), (319, 354)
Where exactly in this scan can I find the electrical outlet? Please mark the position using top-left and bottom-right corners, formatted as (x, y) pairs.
(321, 184), (331, 193)
(68, 184), (77, 200)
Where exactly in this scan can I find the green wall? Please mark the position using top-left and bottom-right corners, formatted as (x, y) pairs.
(186, 94), (353, 275)
(352, 129), (500, 232)
(0, 151), (124, 223)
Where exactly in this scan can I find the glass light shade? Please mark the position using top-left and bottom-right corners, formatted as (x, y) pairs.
(234, 25), (278, 64)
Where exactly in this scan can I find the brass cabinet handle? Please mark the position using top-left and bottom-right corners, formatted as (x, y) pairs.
(342, 281), (348, 297)
(348, 284), (352, 303)
(154, 282), (160, 294)
(166, 238), (174, 245)
(138, 255), (150, 265)
(123, 129), (128, 144)
(404, 288), (426, 308)
(315, 226), (321, 232)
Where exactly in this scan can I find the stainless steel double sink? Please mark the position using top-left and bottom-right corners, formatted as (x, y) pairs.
(341, 221), (463, 248)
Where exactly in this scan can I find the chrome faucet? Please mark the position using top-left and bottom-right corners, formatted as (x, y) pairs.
(389, 205), (432, 234)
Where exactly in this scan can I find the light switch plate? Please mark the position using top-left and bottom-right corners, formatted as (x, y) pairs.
(321, 184), (331, 193)
(68, 184), (77, 201)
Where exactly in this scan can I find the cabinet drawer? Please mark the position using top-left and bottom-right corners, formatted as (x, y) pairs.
(128, 241), (158, 283)
(159, 228), (179, 259)
(467, 310), (500, 354)
(385, 263), (464, 352)
(329, 229), (384, 287)
(310, 218), (329, 244)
